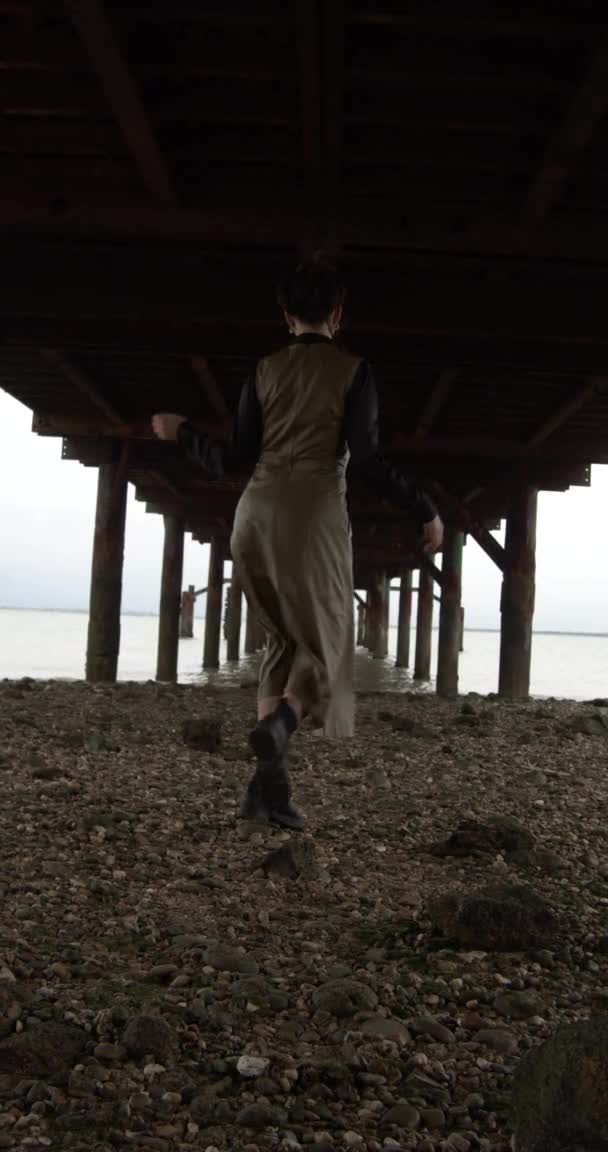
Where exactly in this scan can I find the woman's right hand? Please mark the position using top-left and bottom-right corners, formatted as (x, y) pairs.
(422, 515), (444, 554)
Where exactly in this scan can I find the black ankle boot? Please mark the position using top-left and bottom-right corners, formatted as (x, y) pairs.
(263, 756), (305, 831)
(239, 767), (271, 823)
(249, 700), (297, 763)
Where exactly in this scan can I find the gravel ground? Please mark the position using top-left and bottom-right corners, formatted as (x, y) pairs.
(1, 678), (608, 1152)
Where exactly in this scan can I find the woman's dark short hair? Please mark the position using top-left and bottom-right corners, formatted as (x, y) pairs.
(277, 254), (345, 325)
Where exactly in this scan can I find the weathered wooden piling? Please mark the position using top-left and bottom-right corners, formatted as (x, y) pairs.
(156, 515), (185, 682)
(369, 571), (389, 659)
(203, 538), (224, 670)
(396, 569), (413, 668)
(356, 598), (366, 647)
(414, 565), (434, 681)
(179, 585), (195, 638)
(227, 573), (243, 661)
(499, 487), (538, 698)
(85, 445), (129, 683)
(437, 526), (464, 697)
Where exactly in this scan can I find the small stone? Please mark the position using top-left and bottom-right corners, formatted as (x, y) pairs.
(495, 990), (544, 1020)
(236, 1103), (288, 1128)
(258, 840), (317, 879)
(343, 1135), (364, 1147)
(410, 1016), (455, 1045)
(421, 1108), (446, 1130)
(312, 979), (378, 1018)
(446, 1136), (470, 1152)
(203, 944), (259, 976)
(359, 1015), (411, 1045)
(147, 965), (179, 982)
(237, 1055), (270, 1078)
(94, 1043), (126, 1062)
(381, 1101), (420, 1129)
(476, 1028), (518, 1054)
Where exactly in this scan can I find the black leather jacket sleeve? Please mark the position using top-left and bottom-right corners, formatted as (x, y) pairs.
(343, 360), (437, 525)
(177, 375), (262, 478)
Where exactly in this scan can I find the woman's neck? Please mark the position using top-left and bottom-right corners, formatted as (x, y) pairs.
(292, 320), (332, 339)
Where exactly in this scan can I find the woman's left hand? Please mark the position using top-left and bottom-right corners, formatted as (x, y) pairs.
(152, 413), (187, 441)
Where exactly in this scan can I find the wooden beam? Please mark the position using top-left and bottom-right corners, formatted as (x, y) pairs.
(414, 369), (457, 438)
(294, 0), (322, 235)
(431, 482), (506, 572)
(321, 0), (345, 226)
(190, 355), (232, 433)
(521, 28), (608, 227)
(41, 348), (123, 426)
(69, 0), (175, 204)
(527, 376), (604, 447)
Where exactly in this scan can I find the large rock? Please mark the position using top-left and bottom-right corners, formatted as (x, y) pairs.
(428, 885), (557, 951)
(312, 979), (378, 1018)
(0, 1022), (88, 1076)
(511, 1017), (608, 1150)
(431, 817), (534, 859)
(203, 943), (259, 976)
(122, 1014), (176, 1062)
(181, 718), (222, 751)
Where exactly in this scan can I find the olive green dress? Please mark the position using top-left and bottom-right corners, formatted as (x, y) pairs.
(230, 339), (361, 738)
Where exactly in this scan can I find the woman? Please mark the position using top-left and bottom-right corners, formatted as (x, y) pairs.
(153, 258), (443, 830)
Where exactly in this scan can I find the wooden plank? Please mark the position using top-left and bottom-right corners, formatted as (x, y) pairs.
(527, 376), (604, 447)
(321, 0), (345, 211)
(521, 28), (608, 227)
(41, 348), (123, 425)
(414, 369), (457, 437)
(294, 0), (322, 227)
(190, 355), (232, 432)
(68, 0), (175, 203)
(431, 482), (506, 572)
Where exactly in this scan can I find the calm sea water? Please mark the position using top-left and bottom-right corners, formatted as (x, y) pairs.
(0, 608), (606, 699)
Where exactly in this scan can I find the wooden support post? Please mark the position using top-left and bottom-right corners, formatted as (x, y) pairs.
(356, 599), (366, 646)
(179, 585), (195, 638)
(460, 606), (465, 652)
(85, 445), (129, 683)
(396, 569), (413, 668)
(499, 488), (538, 698)
(227, 574), (243, 661)
(437, 525), (464, 698)
(370, 571), (389, 659)
(414, 565), (434, 681)
(156, 515), (185, 683)
(363, 587), (373, 650)
(203, 539), (224, 670)
(244, 606), (256, 655)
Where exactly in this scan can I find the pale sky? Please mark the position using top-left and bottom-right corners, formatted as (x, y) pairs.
(1, 388), (607, 633)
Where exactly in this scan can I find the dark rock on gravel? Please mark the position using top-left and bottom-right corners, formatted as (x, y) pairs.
(430, 817), (534, 859)
(122, 1014), (176, 1061)
(181, 717), (222, 750)
(511, 1017), (608, 1150)
(428, 884), (558, 951)
(312, 979), (379, 1018)
(0, 1022), (89, 1076)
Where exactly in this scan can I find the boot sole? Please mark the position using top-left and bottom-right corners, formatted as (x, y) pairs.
(269, 810), (305, 832)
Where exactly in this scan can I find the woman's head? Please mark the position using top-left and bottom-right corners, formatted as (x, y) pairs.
(277, 254), (344, 336)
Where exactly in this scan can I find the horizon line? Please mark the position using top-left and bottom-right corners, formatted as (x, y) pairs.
(0, 605), (606, 639)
